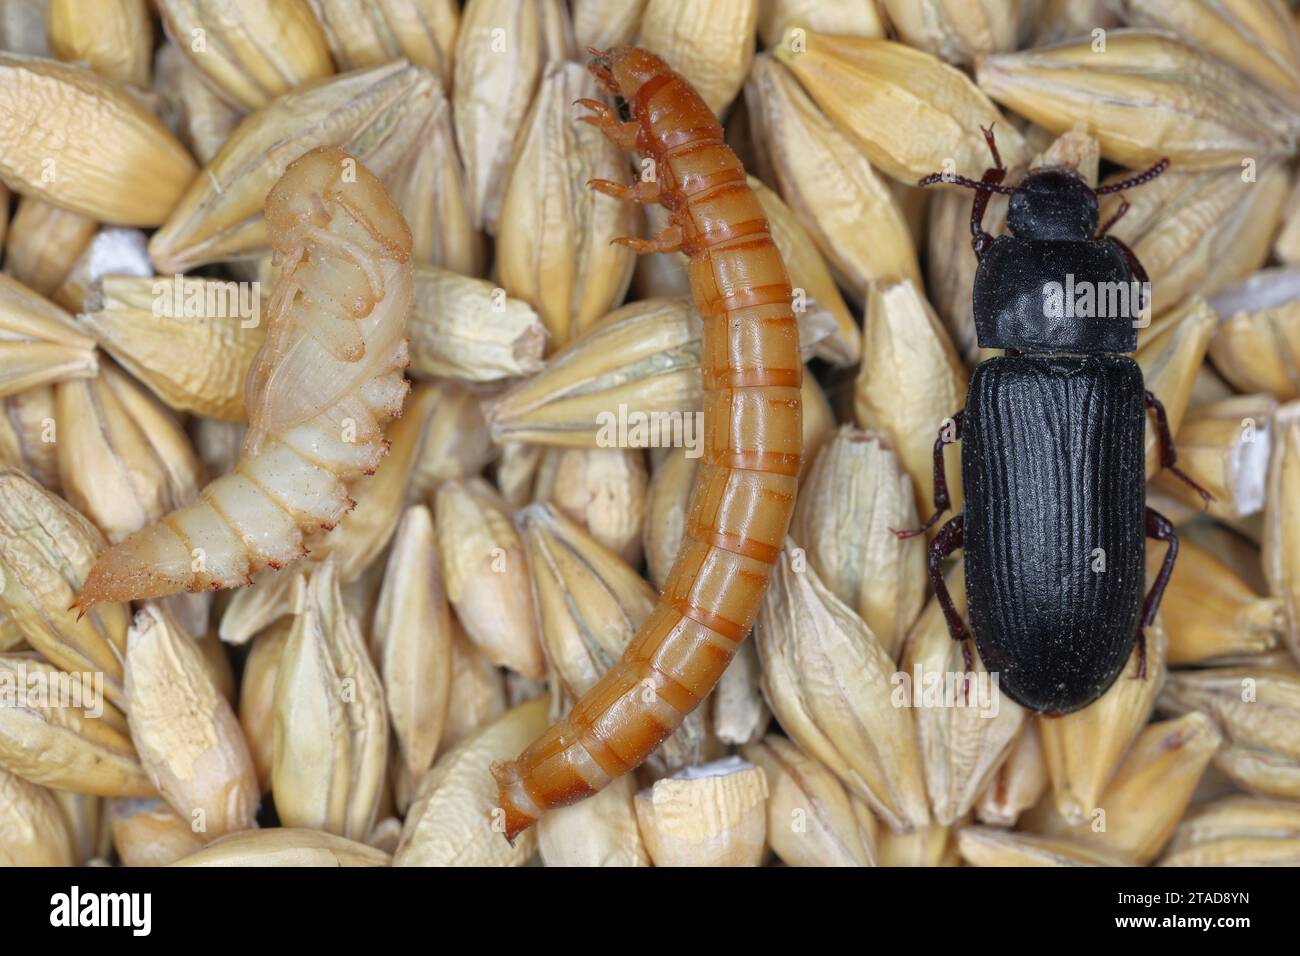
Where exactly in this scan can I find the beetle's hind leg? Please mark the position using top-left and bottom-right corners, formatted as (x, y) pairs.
(928, 514), (975, 677)
(1136, 506), (1178, 681)
(1144, 390), (1214, 508)
(895, 410), (962, 538)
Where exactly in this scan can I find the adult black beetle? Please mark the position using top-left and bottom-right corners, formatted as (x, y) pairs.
(901, 128), (1209, 715)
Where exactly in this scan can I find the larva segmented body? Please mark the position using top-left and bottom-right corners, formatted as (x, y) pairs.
(73, 146), (412, 611)
(492, 48), (802, 839)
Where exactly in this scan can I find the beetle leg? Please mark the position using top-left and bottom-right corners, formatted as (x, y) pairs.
(895, 410), (963, 538)
(1097, 197), (1130, 238)
(928, 514), (974, 670)
(1144, 389), (1214, 508)
(1138, 507), (1178, 680)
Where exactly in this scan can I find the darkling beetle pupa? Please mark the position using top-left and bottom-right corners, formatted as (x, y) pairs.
(900, 128), (1211, 715)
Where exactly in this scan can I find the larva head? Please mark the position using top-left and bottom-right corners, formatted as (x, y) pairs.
(265, 145), (411, 261)
(587, 46), (674, 102)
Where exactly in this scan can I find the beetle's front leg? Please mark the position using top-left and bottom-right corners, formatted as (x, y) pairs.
(895, 410), (963, 539)
(1136, 506), (1178, 681)
(928, 514), (974, 675)
(1144, 390), (1213, 508)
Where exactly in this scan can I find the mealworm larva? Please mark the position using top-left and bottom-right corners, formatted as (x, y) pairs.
(491, 47), (803, 840)
(72, 146), (412, 611)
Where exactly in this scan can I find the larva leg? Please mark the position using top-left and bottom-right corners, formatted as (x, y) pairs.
(612, 222), (683, 254)
(493, 47), (802, 840)
(73, 146), (413, 613)
(588, 178), (661, 204)
(575, 98), (639, 151)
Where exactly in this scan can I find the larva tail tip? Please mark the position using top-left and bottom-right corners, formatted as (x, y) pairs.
(490, 760), (541, 844)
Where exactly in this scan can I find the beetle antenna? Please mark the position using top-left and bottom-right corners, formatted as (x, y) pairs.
(1096, 158), (1170, 194)
(917, 172), (1014, 193)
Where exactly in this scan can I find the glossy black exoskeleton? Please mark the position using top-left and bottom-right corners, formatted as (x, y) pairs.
(902, 128), (1210, 714)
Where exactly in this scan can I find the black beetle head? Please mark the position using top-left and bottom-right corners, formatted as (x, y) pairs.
(1007, 169), (1098, 241)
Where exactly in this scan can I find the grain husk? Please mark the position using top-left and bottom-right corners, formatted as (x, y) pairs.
(1102, 164), (1289, 321)
(1160, 663), (1300, 801)
(634, 757), (769, 867)
(239, 620), (290, 793)
(756, 0), (886, 48)
(108, 797), (205, 866)
(441, 621), (508, 750)
(880, 0), (1031, 66)
(0, 653), (149, 796)
(153, 42), (243, 165)
(1160, 795), (1300, 866)
(1136, 296), (1217, 477)
(975, 720), (1048, 827)
(636, 0), (757, 115)
(453, 0), (572, 233)
(155, 0), (333, 110)
(750, 175), (861, 364)
(409, 266), (546, 382)
(372, 505), (452, 783)
(0, 54), (196, 225)
(537, 773), (648, 866)
(124, 604), (258, 842)
(171, 827), (391, 866)
(775, 28), (1027, 183)
(1113, 0), (1300, 112)
(957, 826), (1135, 867)
(4, 197), (96, 298)
(532, 447), (647, 565)
(756, 546), (931, 832)
(791, 426), (926, 659)
(82, 275), (268, 422)
(1207, 269), (1300, 401)
(1038, 617), (1168, 826)
(394, 695), (549, 866)
(977, 30), (1297, 169)
(0, 470), (130, 707)
(307, 0), (458, 82)
(1265, 401), (1300, 662)
(853, 278), (968, 522)
(740, 734), (876, 866)
(0, 388), (58, 494)
(571, 0), (645, 50)
(149, 61), (443, 273)
(1150, 394), (1276, 519)
(1025, 712), (1222, 864)
(55, 363), (205, 546)
(47, 0), (151, 88)
(643, 448), (695, 589)
(902, 561), (1027, 826)
(496, 61), (636, 349)
(0, 767), (77, 866)
(485, 297), (830, 446)
(0, 274), (97, 398)
(435, 477), (545, 679)
(272, 561), (388, 841)
(1156, 536), (1282, 665)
